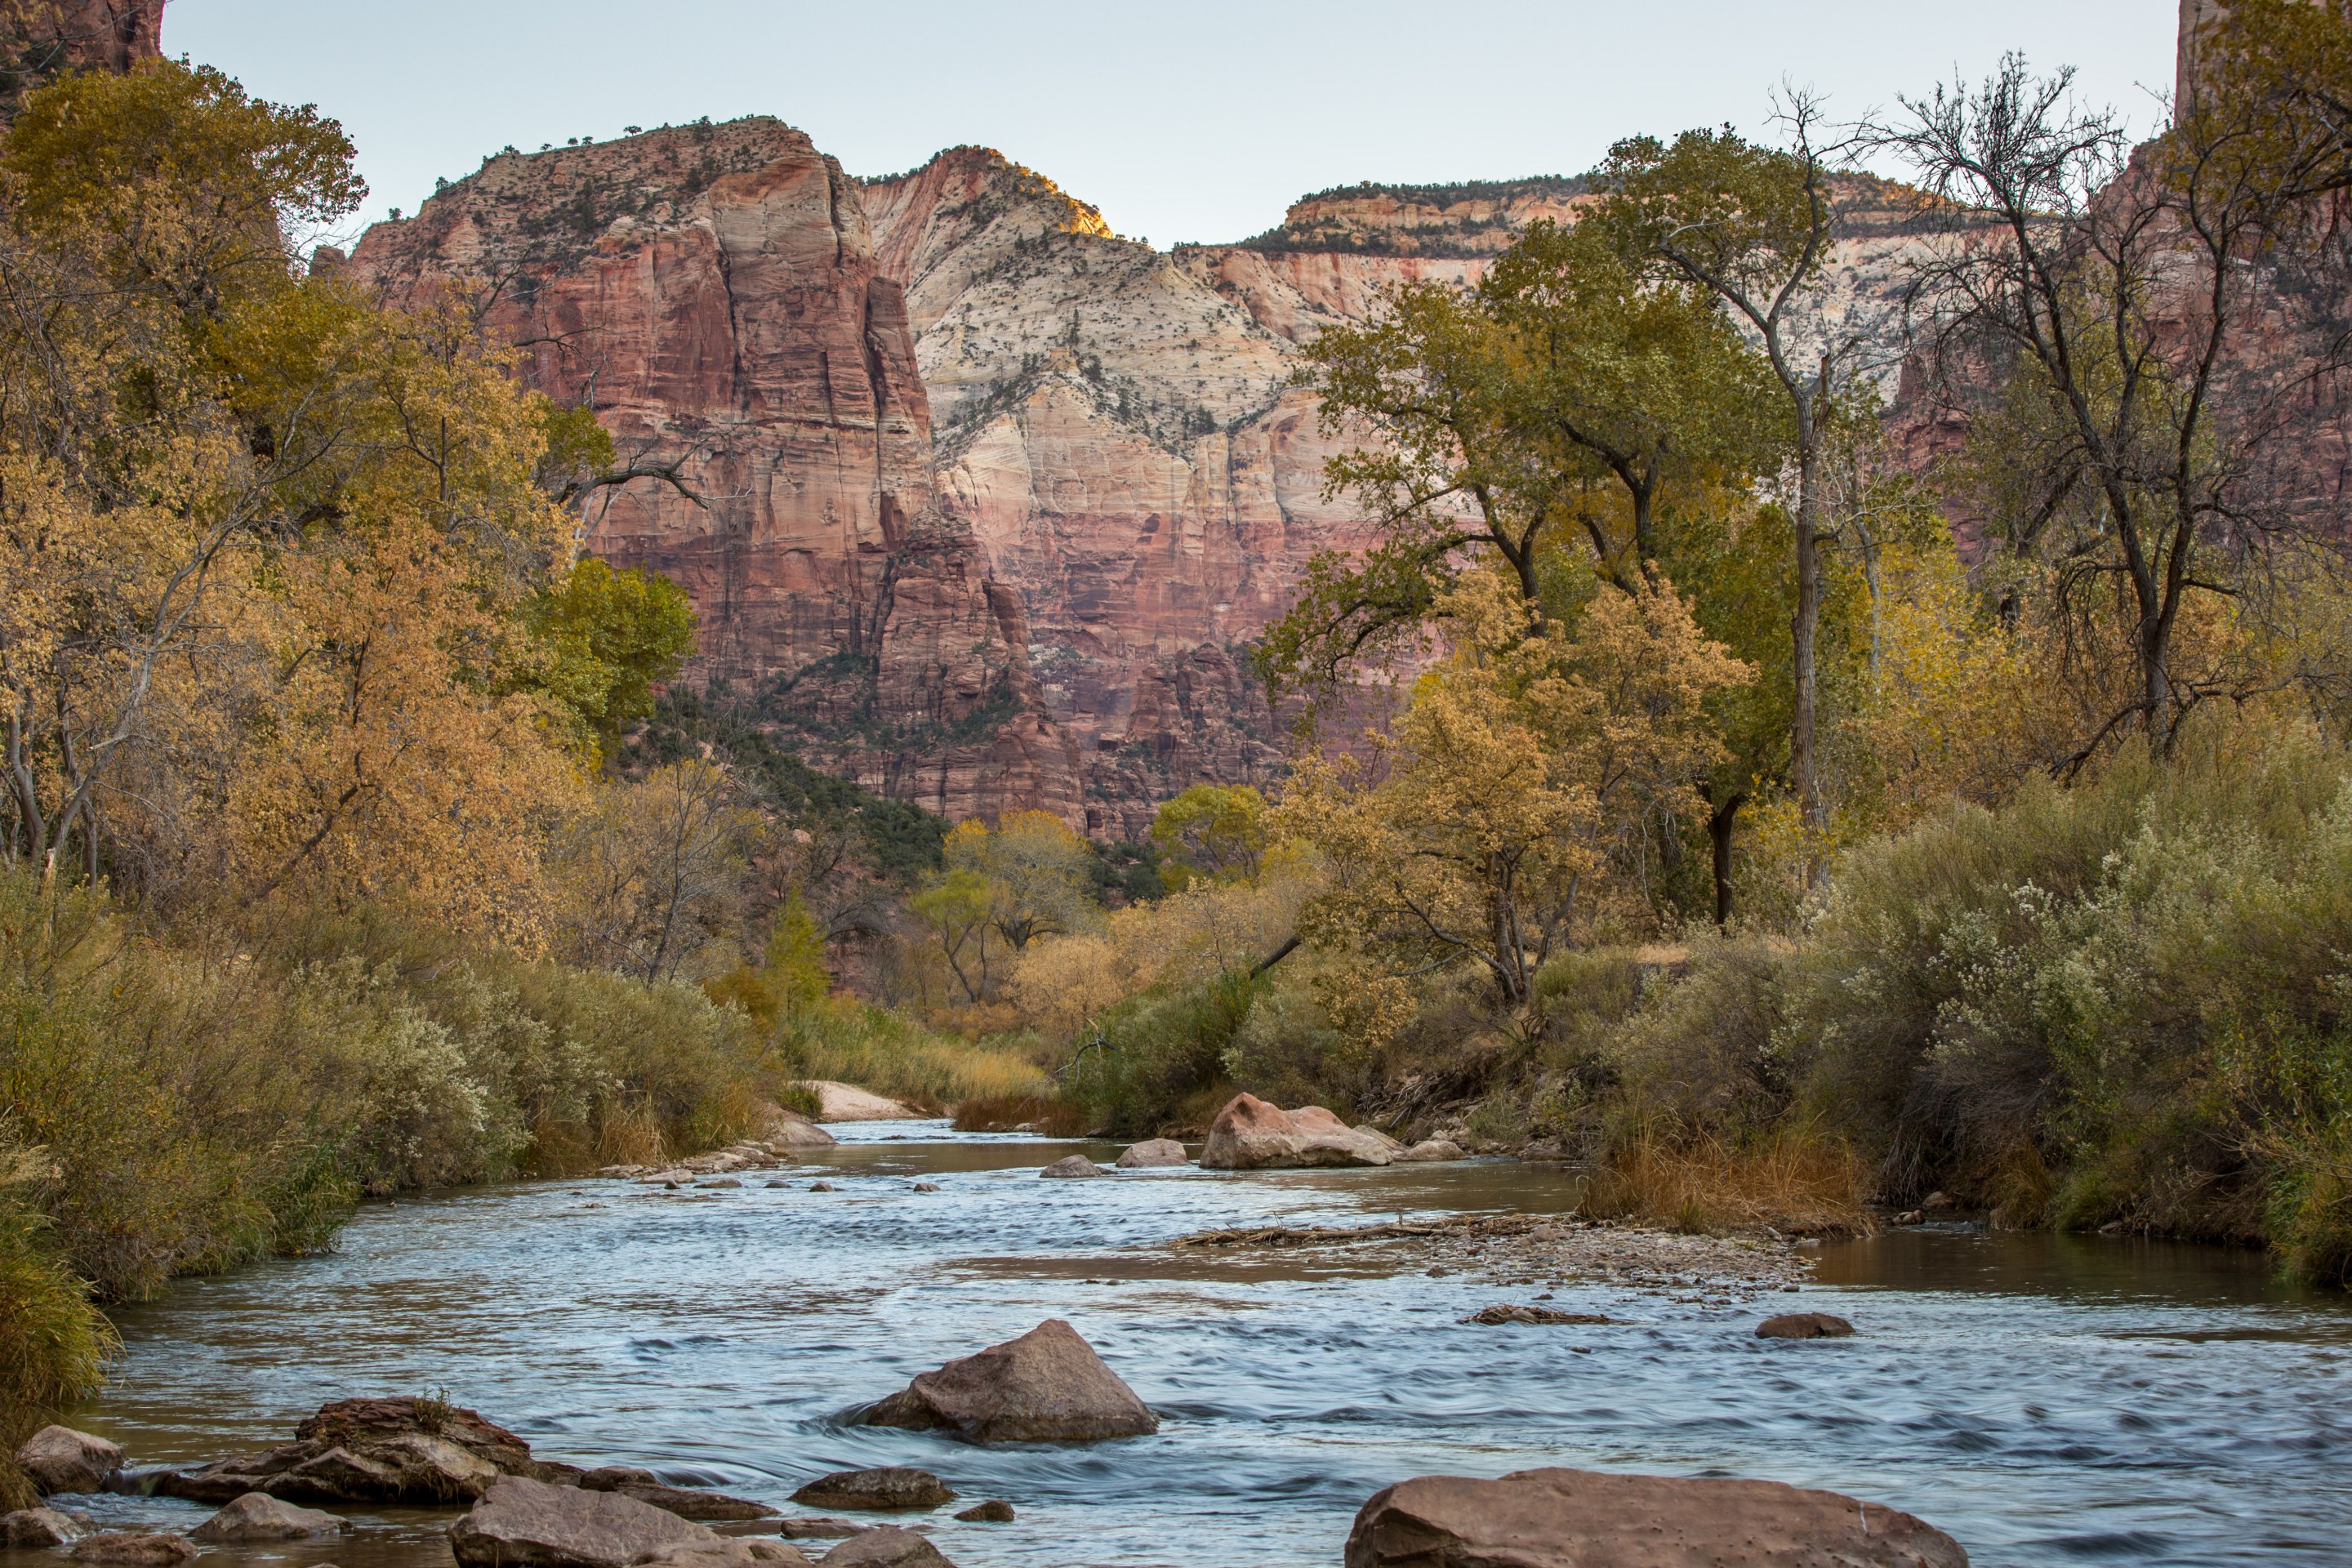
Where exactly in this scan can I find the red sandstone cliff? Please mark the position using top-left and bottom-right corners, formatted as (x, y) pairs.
(350, 121), (1083, 828)
(860, 154), (1570, 834)
(0, 0), (164, 114)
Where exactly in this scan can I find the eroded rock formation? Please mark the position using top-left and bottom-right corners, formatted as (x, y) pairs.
(349, 122), (1084, 827)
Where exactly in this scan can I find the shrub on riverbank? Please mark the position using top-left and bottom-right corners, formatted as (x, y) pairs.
(0, 871), (782, 1374)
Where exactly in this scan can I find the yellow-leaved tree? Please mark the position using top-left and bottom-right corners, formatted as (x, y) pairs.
(1280, 568), (1749, 1013)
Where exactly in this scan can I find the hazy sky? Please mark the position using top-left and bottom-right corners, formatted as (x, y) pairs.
(164, 1), (2182, 250)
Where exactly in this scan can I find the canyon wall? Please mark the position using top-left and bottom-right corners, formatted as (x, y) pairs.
(861, 154), (1581, 834)
(349, 121), (1084, 828)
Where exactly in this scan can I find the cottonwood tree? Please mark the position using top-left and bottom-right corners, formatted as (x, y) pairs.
(1592, 97), (1887, 833)
(1280, 568), (1748, 1013)
(1877, 45), (2352, 758)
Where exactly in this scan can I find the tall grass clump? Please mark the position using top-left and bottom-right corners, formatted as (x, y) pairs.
(771, 1000), (1051, 1111)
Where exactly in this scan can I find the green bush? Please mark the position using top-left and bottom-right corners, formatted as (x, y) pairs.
(1064, 971), (1264, 1134)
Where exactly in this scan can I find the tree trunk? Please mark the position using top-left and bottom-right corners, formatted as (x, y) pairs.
(1708, 790), (1747, 928)
(1791, 437), (1824, 835)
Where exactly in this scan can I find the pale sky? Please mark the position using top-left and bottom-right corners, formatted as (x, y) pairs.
(163, 1), (2182, 250)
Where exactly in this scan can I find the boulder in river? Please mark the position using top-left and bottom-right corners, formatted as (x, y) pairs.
(760, 1104), (838, 1148)
(1344, 1467), (1967, 1568)
(860, 1318), (1157, 1444)
(69, 1534), (198, 1566)
(450, 1474), (718, 1568)
(190, 1493), (350, 1542)
(2, 1508), (91, 1547)
(579, 1467), (778, 1521)
(817, 1526), (956, 1568)
(953, 1500), (1014, 1523)
(789, 1468), (954, 1512)
(1197, 1094), (1392, 1169)
(1394, 1138), (1467, 1163)
(1756, 1312), (1855, 1340)
(16, 1427), (123, 1494)
(776, 1517), (866, 1539)
(1113, 1139), (1186, 1168)
(160, 1396), (550, 1506)
(1039, 1155), (1102, 1178)
(795, 1081), (919, 1121)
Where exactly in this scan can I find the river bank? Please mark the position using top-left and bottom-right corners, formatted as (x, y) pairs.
(25, 1123), (2352, 1568)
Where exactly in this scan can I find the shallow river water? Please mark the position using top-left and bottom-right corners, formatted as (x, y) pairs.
(36, 1124), (2352, 1568)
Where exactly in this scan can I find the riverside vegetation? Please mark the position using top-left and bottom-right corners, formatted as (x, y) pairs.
(8, 0), (2352, 1485)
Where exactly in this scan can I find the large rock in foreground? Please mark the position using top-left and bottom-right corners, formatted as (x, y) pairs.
(159, 1395), (550, 1505)
(861, 1319), (1156, 1444)
(1198, 1094), (1392, 1169)
(450, 1475), (718, 1568)
(69, 1535), (196, 1566)
(16, 1427), (123, 1494)
(1346, 1468), (1967, 1568)
(817, 1527), (956, 1568)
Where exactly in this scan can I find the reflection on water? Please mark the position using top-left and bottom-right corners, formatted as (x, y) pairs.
(33, 1123), (2352, 1568)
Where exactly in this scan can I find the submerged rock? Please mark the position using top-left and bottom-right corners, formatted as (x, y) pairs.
(69, 1534), (198, 1566)
(449, 1474), (717, 1568)
(953, 1500), (1014, 1522)
(1113, 1139), (1186, 1169)
(16, 1427), (124, 1495)
(776, 1517), (866, 1539)
(2, 1508), (91, 1547)
(1345, 1467), (1966, 1568)
(817, 1526), (956, 1568)
(1461, 1305), (1612, 1326)
(1039, 1155), (1102, 1178)
(860, 1318), (1157, 1444)
(579, 1467), (777, 1521)
(1197, 1094), (1391, 1169)
(190, 1492), (350, 1542)
(1756, 1312), (1855, 1340)
(789, 1468), (954, 1512)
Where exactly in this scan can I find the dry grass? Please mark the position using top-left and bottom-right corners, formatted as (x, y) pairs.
(780, 1001), (1050, 1110)
(1581, 1123), (1872, 1236)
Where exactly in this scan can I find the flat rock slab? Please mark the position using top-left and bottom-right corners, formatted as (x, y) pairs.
(795, 1082), (919, 1121)
(1039, 1155), (1102, 1178)
(777, 1517), (867, 1539)
(580, 1468), (777, 1521)
(1346, 1467), (1966, 1568)
(451, 1474), (718, 1568)
(69, 1534), (198, 1566)
(2, 1508), (91, 1547)
(637, 1540), (812, 1568)
(16, 1427), (124, 1495)
(191, 1492), (350, 1541)
(1114, 1139), (1187, 1168)
(861, 1318), (1158, 1444)
(790, 1469), (953, 1512)
(1198, 1093), (1391, 1169)
(817, 1526), (956, 1568)
(1757, 1312), (1855, 1339)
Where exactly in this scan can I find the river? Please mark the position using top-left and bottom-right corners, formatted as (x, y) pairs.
(32, 1124), (2352, 1568)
